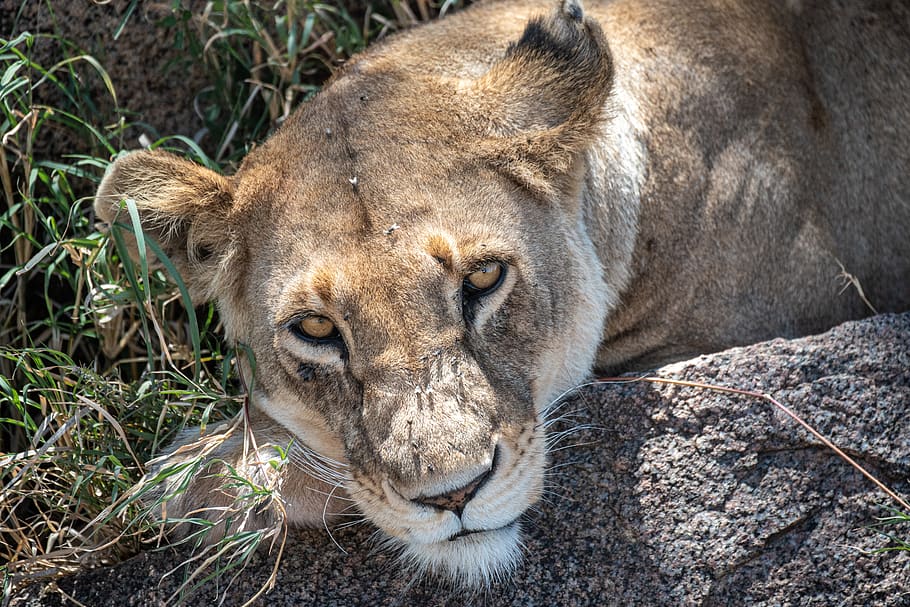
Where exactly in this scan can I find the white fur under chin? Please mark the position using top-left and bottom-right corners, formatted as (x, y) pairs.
(396, 523), (523, 587)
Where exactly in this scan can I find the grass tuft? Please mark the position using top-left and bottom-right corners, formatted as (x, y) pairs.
(1, 1), (462, 603)
(869, 507), (910, 554)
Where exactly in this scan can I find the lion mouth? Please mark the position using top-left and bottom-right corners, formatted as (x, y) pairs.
(350, 427), (543, 585)
(447, 519), (518, 542)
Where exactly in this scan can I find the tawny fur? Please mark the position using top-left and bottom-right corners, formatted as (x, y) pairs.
(95, 0), (910, 585)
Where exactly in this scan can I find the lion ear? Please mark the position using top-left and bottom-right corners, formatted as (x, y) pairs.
(467, 0), (613, 199)
(94, 149), (239, 303)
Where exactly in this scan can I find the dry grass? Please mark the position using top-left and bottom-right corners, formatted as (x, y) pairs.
(0, 1), (462, 604)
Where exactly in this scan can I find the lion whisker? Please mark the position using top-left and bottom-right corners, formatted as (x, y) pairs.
(540, 409), (589, 430)
(537, 486), (576, 504)
(545, 422), (599, 441)
(332, 517), (368, 530)
(321, 483), (348, 555)
(288, 448), (349, 476)
(545, 435), (600, 454)
(538, 380), (605, 424)
(288, 451), (351, 487)
(544, 458), (586, 472)
(546, 440), (599, 454)
(304, 485), (356, 502)
(325, 511), (364, 518)
(334, 500), (363, 515)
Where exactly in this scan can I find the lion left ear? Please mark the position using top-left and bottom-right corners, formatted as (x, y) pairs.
(466, 0), (614, 200)
(94, 149), (240, 303)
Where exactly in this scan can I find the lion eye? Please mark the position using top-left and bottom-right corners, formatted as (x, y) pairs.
(463, 262), (505, 297)
(293, 316), (339, 341)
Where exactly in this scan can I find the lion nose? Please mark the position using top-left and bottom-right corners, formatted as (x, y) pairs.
(413, 467), (492, 516)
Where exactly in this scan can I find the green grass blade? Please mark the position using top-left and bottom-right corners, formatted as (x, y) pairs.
(113, 0), (140, 41)
(142, 233), (203, 382)
(109, 220), (155, 365)
(122, 197), (150, 305)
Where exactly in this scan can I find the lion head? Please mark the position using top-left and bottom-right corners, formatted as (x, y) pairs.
(95, 0), (616, 584)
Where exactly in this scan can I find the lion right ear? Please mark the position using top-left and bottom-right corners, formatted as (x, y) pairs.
(94, 150), (239, 303)
(464, 0), (614, 200)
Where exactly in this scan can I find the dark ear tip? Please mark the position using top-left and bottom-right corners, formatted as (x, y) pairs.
(562, 0), (584, 22)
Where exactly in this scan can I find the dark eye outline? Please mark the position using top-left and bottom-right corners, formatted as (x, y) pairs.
(462, 261), (507, 300)
(288, 314), (345, 347)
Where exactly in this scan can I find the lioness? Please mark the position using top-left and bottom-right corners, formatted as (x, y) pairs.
(95, 0), (910, 586)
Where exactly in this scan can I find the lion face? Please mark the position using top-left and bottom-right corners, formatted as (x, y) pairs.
(95, 1), (614, 584)
(219, 125), (610, 583)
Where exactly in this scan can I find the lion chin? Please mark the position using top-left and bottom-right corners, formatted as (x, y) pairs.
(394, 523), (523, 587)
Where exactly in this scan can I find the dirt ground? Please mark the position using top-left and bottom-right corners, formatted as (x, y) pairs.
(2, 0), (209, 161)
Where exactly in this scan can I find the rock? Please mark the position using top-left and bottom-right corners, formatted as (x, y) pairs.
(13, 313), (910, 606)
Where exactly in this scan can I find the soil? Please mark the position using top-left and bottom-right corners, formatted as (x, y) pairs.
(2, 0), (210, 163)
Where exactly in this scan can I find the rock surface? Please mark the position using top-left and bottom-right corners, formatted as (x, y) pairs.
(15, 313), (910, 606)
